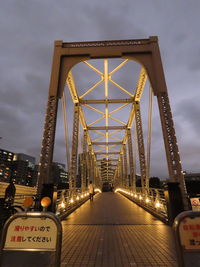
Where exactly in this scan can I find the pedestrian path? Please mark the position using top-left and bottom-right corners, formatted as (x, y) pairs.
(61, 192), (178, 267)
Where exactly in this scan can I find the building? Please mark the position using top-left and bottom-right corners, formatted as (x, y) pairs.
(14, 153), (35, 169)
(184, 172), (200, 181)
(184, 172), (200, 196)
(11, 153), (36, 186)
(0, 148), (14, 182)
(0, 149), (36, 186)
(51, 162), (69, 188)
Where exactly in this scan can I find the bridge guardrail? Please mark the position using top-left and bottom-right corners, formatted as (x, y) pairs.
(0, 184), (101, 230)
(56, 189), (90, 218)
(116, 187), (168, 223)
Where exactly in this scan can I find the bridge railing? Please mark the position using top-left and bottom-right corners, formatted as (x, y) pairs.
(56, 188), (101, 218)
(0, 182), (102, 227)
(115, 187), (168, 223)
(56, 189), (90, 218)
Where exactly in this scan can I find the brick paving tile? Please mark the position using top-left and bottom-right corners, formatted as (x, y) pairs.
(61, 192), (178, 267)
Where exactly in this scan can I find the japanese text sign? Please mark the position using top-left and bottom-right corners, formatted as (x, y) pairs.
(4, 217), (57, 250)
(179, 216), (200, 250)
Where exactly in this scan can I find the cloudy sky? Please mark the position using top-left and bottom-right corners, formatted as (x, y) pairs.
(0, 1), (200, 178)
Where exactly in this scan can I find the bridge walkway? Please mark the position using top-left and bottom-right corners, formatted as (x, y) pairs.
(61, 192), (178, 267)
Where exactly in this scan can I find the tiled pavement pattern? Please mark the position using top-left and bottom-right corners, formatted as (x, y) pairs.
(61, 192), (178, 267)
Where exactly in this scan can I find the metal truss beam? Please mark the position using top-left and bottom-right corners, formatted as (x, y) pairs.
(96, 159), (119, 162)
(80, 99), (133, 104)
(88, 126), (126, 130)
(37, 96), (58, 194)
(120, 154), (124, 186)
(95, 152), (120, 155)
(92, 142), (122, 145)
(69, 104), (80, 194)
(81, 130), (87, 191)
(123, 144), (128, 187)
(127, 129), (135, 190)
(134, 68), (147, 102)
(134, 103), (148, 191)
(157, 92), (189, 209)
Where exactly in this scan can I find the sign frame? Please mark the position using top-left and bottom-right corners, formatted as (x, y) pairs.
(173, 211), (200, 267)
(0, 212), (62, 267)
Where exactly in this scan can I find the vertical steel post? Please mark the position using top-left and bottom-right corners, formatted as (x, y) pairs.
(157, 92), (189, 209)
(69, 104), (80, 196)
(88, 145), (93, 183)
(81, 130), (87, 192)
(127, 129), (136, 191)
(123, 144), (128, 187)
(134, 102), (148, 193)
(120, 154), (124, 187)
(37, 96), (59, 195)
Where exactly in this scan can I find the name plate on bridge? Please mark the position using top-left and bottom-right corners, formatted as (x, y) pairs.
(179, 216), (200, 250)
(4, 217), (57, 250)
(174, 211), (200, 267)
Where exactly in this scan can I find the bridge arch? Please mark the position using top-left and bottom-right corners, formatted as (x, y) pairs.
(37, 36), (189, 209)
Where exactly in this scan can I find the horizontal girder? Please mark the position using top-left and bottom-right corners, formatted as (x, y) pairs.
(95, 152), (120, 155)
(92, 142), (122, 145)
(80, 99), (133, 104)
(88, 126), (126, 130)
(96, 159), (119, 162)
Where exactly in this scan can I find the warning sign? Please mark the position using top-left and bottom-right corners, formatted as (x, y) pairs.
(190, 198), (200, 211)
(179, 216), (200, 250)
(4, 217), (57, 250)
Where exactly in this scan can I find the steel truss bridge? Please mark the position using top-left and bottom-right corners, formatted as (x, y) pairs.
(35, 36), (190, 218)
(0, 37), (193, 266)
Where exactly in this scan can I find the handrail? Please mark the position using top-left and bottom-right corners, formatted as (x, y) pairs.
(115, 187), (168, 223)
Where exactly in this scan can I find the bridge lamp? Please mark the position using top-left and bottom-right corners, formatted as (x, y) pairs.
(70, 198), (74, 204)
(139, 195), (142, 200)
(60, 201), (65, 208)
(81, 194), (84, 198)
(145, 198), (150, 203)
(134, 194), (137, 198)
(155, 202), (160, 208)
(76, 196), (80, 201)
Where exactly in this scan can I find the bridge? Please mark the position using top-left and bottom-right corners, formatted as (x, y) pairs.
(0, 37), (194, 266)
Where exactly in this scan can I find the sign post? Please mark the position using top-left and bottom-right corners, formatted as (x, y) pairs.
(173, 211), (200, 267)
(0, 212), (62, 267)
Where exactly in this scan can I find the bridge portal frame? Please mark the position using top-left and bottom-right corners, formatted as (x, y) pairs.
(37, 36), (188, 209)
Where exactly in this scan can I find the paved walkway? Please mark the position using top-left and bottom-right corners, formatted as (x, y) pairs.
(61, 192), (178, 267)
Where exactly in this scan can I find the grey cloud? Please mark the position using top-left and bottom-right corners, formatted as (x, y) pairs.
(0, 0), (200, 176)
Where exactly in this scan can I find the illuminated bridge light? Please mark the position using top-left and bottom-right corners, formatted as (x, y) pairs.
(145, 198), (150, 203)
(61, 202), (65, 208)
(95, 188), (102, 193)
(155, 202), (160, 208)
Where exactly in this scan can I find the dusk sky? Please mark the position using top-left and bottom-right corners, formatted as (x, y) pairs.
(0, 1), (200, 178)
